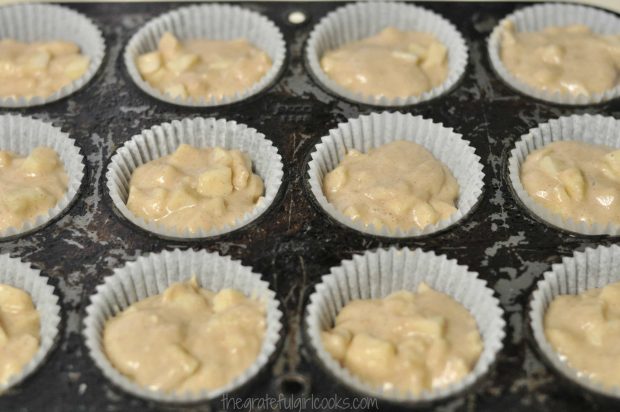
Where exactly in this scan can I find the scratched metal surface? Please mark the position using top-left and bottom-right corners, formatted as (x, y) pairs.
(0, 2), (619, 411)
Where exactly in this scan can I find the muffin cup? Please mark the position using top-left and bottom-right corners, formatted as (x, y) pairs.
(106, 117), (283, 240)
(488, 3), (620, 105)
(0, 253), (61, 394)
(305, 247), (505, 403)
(508, 114), (620, 236)
(530, 244), (620, 398)
(307, 111), (484, 238)
(305, 1), (468, 106)
(0, 114), (85, 239)
(0, 3), (105, 108)
(83, 248), (283, 403)
(124, 4), (286, 107)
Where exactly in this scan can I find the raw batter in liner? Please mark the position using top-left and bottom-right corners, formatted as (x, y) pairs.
(0, 39), (90, 99)
(103, 279), (266, 393)
(321, 283), (483, 394)
(323, 140), (459, 232)
(136, 32), (272, 101)
(521, 141), (620, 226)
(0, 147), (68, 232)
(126, 144), (264, 233)
(0, 284), (40, 385)
(545, 280), (620, 388)
(500, 21), (620, 96)
(320, 27), (449, 99)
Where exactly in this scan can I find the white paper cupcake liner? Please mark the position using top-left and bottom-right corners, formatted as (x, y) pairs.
(305, 247), (505, 402)
(106, 117), (283, 240)
(530, 244), (620, 398)
(0, 253), (61, 394)
(124, 4), (286, 107)
(508, 114), (620, 236)
(307, 112), (484, 238)
(488, 3), (620, 105)
(83, 248), (283, 403)
(0, 3), (105, 108)
(0, 114), (85, 239)
(305, 1), (468, 106)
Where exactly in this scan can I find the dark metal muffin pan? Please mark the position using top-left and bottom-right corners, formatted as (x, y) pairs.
(1, 2), (620, 411)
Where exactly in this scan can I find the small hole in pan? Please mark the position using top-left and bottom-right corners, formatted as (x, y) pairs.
(277, 373), (310, 396)
(288, 10), (307, 25)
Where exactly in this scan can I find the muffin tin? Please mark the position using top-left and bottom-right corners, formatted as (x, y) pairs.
(1, 1), (620, 411)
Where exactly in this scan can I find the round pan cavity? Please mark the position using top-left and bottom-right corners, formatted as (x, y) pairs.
(83, 248), (283, 403)
(305, 247), (505, 403)
(0, 254), (61, 394)
(307, 111), (484, 238)
(508, 114), (620, 236)
(306, 1), (468, 106)
(530, 244), (620, 399)
(0, 3), (105, 108)
(488, 3), (620, 105)
(0, 114), (85, 239)
(124, 4), (286, 107)
(106, 117), (283, 240)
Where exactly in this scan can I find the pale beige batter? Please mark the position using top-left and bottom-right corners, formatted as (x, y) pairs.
(104, 279), (266, 393)
(0, 284), (40, 385)
(322, 283), (483, 394)
(500, 22), (620, 96)
(545, 280), (620, 388)
(0, 39), (90, 99)
(126, 144), (264, 233)
(323, 140), (459, 231)
(521, 141), (620, 225)
(320, 27), (449, 99)
(0, 147), (68, 231)
(136, 32), (272, 101)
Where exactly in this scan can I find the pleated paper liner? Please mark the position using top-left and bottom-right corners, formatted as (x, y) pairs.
(488, 3), (620, 105)
(124, 4), (286, 107)
(83, 248), (283, 403)
(106, 117), (283, 240)
(0, 254), (61, 394)
(305, 247), (505, 403)
(508, 114), (620, 235)
(0, 3), (105, 108)
(530, 244), (620, 399)
(307, 111), (484, 238)
(305, 1), (468, 106)
(0, 115), (85, 239)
